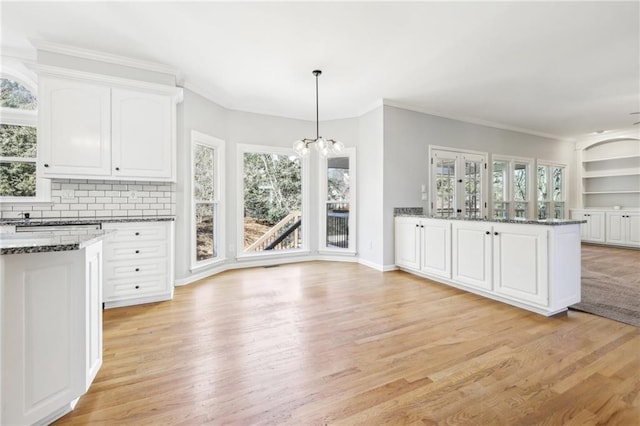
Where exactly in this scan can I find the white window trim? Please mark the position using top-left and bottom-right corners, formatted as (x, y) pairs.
(318, 147), (357, 255)
(491, 155), (533, 219)
(0, 66), (51, 203)
(236, 143), (310, 260)
(190, 130), (225, 271)
(428, 146), (488, 218)
(536, 159), (568, 219)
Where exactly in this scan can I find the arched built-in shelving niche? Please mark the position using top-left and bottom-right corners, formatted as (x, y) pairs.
(579, 137), (640, 209)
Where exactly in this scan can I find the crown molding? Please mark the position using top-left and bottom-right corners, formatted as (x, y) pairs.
(575, 127), (640, 150)
(31, 39), (179, 77)
(382, 100), (572, 142)
(29, 64), (183, 101)
(0, 46), (37, 63)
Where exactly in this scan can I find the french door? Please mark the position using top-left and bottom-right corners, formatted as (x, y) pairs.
(430, 149), (487, 219)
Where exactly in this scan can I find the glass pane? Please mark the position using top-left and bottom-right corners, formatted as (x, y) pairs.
(493, 202), (508, 219)
(538, 201), (549, 220)
(0, 161), (36, 196)
(537, 166), (548, 202)
(195, 203), (216, 261)
(327, 157), (349, 202)
(0, 124), (37, 157)
(465, 159), (482, 218)
(243, 152), (302, 252)
(514, 202), (528, 218)
(435, 158), (456, 217)
(513, 163), (528, 201)
(554, 202), (565, 220)
(492, 161), (507, 202)
(0, 78), (37, 110)
(552, 167), (564, 201)
(194, 144), (215, 202)
(327, 202), (349, 248)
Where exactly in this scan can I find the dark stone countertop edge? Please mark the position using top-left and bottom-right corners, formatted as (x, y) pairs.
(0, 230), (113, 256)
(0, 216), (176, 227)
(394, 214), (586, 226)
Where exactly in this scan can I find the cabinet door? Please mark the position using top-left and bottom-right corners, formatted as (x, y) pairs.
(420, 219), (451, 279)
(587, 212), (605, 242)
(570, 211), (588, 240)
(452, 221), (492, 290)
(1, 251), (85, 425)
(84, 243), (103, 391)
(606, 212), (625, 244)
(112, 89), (174, 180)
(395, 217), (420, 270)
(39, 77), (111, 177)
(627, 214), (640, 246)
(493, 224), (548, 306)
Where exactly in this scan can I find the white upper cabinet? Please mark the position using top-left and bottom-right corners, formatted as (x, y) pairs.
(39, 78), (111, 177)
(112, 89), (173, 179)
(38, 72), (180, 182)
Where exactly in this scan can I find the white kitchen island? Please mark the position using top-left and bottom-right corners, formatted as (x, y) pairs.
(0, 229), (109, 425)
(395, 215), (585, 316)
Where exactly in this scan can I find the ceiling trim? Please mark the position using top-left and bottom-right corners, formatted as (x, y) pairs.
(382, 100), (572, 142)
(31, 39), (179, 77)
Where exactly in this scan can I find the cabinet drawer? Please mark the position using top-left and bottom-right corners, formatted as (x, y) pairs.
(104, 275), (169, 300)
(104, 241), (168, 261)
(104, 258), (168, 280)
(104, 223), (169, 242)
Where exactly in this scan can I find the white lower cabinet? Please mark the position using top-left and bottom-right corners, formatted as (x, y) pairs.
(452, 221), (492, 290)
(605, 212), (640, 247)
(395, 217), (581, 316)
(395, 217), (451, 278)
(102, 221), (175, 308)
(570, 210), (605, 243)
(1, 242), (103, 425)
(492, 223), (548, 307)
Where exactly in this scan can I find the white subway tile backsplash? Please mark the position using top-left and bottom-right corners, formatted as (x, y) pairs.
(0, 179), (176, 220)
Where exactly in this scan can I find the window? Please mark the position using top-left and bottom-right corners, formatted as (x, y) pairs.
(191, 131), (225, 270)
(430, 148), (487, 218)
(492, 156), (532, 219)
(537, 162), (566, 219)
(238, 144), (308, 257)
(0, 75), (49, 201)
(319, 148), (356, 252)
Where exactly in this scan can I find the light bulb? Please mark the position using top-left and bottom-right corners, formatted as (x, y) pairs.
(331, 140), (344, 154)
(293, 140), (306, 155)
(316, 137), (327, 151)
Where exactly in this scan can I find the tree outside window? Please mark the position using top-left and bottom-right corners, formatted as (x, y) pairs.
(0, 78), (39, 198)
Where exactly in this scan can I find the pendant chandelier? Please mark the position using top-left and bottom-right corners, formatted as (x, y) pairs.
(293, 69), (344, 157)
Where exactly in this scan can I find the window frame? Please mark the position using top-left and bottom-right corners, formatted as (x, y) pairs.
(536, 160), (567, 220)
(491, 155), (533, 219)
(236, 143), (310, 260)
(190, 130), (225, 271)
(0, 69), (51, 203)
(318, 147), (357, 254)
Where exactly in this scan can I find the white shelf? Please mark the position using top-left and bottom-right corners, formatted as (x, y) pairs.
(583, 190), (640, 195)
(582, 169), (640, 178)
(582, 154), (640, 163)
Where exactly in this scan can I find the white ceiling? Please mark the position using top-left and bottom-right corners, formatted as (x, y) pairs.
(2, 1), (639, 140)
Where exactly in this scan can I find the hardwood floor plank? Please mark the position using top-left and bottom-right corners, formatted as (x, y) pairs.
(54, 262), (639, 425)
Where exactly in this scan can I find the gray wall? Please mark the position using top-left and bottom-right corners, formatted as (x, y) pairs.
(381, 105), (575, 267)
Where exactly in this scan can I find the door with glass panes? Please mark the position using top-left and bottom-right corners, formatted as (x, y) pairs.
(430, 149), (487, 218)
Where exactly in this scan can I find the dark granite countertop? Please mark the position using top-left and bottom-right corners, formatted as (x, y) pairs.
(0, 215), (176, 227)
(1, 229), (114, 255)
(394, 214), (586, 226)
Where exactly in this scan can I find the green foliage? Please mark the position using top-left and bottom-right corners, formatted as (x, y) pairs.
(194, 144), (215, 201)
(243, 153), (301, 226)
(327, 167), (349, 202)
(0, 124), (37, 157)
(0, 79), (37, 110)
(0, 162), (36, 196)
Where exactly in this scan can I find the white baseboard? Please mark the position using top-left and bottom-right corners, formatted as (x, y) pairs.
(175, 255), (379, 286)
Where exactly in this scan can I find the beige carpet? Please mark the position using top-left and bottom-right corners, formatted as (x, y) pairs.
(570, 244), (640, 327)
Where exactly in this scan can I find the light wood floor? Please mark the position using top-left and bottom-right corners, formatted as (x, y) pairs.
(56, 262), (639, 425)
